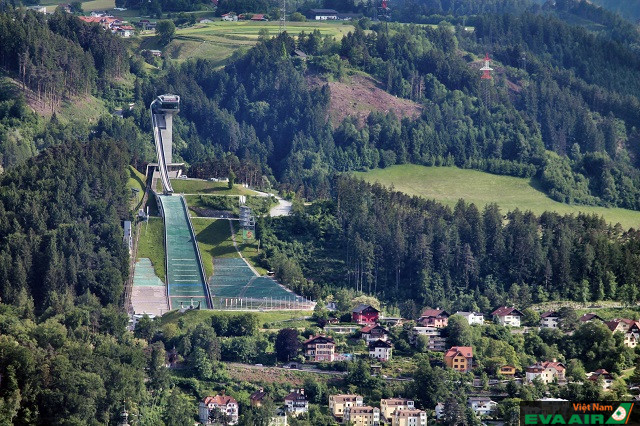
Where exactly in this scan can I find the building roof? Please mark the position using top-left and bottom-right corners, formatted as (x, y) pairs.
(352, 304), (379, 313)
(309, 8), (339, 14)
(580, 313), (603, 322)
(420, 309), (449, 318)
(284, 390), (307, 402)
(468, 397), (495, 403)
(303, 335), (335, 345)
(250, 14), (265, 20)
(541, 311), (559, 318)
(491, 306), (523, 317)
(250, 389), (267, 402)
(360, 324), (388, 334)
(526, 361), (566, 373)
(369, 339), (393, 349)
(455, 311), (483, 317)
(330, 394), (362, 402)
(444, 346), (473, 359)
(348, 406), (377, 414)
(202, 395), (237, 406)
(588, 369), (613, 381)
(604, 319), (639, 332)
(381, 398), (412, 406)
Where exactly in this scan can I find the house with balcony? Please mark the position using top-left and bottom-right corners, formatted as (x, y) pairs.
(199, 394), (239, 425)
(444, 346), (473, 373)
(303, 335), (335, 362)
(411, 326), (446, 351)
(455, 311), (484, 325)
(540, 311), (560, 328)
(344, 405), (380, 426)
(491, 306), (523, 327)
(360, 324), (389, 343)
(392, 409), (427, 426)
(468, 397), (498, 417)
(380, 398), (415, 423)
(284, 389), (308, 416)
(525, 361), (566, 384)
(352, 304), (380, 324)
(369, 339), (393, 361)
(329, 394), (363, 419)
(418, 309), (450, 328)
(587, 369), (615, 389)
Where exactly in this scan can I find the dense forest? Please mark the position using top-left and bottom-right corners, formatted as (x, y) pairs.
(258, 175), (640, 312)
(0, 9), (127, 109)
(0, 9), (133, 171)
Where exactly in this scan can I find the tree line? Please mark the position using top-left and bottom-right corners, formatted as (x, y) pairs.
(257, 175), (640, 311)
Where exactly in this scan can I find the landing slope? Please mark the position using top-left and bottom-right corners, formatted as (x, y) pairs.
(356, 165), (640, 230)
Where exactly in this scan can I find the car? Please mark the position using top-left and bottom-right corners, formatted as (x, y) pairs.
(255, 363), (263, 367)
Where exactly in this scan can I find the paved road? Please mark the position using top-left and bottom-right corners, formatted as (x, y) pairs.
(252, 190), (292, 217)
(270, 195), (292, 217)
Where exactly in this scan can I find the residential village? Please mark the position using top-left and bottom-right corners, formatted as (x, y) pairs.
(186, 301), (640, 425)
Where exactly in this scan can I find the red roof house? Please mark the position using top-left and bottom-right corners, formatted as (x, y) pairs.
(352, 304), (380, 324)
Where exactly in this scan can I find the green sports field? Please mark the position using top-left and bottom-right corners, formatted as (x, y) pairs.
(148, 21), (355, 64)
(356, 164), (640, 230)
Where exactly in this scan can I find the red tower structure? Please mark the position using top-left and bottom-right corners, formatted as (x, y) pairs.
(480, 53), (493, 106)
(480, 53), (493, 79)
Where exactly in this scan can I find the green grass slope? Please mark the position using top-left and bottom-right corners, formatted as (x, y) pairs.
(136, 217), (166, 281)
(191, 218), (238, 278)
(356, 165), (640, 230)
(143, 21), (355, 64)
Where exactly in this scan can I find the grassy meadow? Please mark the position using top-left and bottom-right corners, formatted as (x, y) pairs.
(355, 164), (640, 230)
(158, 178), (257, 195)
(143, 20), (355, 64)
(191, 218), (238, 278)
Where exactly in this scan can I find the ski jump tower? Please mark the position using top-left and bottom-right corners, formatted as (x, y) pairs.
(150, 94), (181, 193)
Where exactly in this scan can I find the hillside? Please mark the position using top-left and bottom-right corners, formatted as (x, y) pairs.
(355, 164), (640, 229)
(308, 73), (423, 127)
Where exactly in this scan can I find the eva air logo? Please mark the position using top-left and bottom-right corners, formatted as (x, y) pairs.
(606, 403), (634, 424)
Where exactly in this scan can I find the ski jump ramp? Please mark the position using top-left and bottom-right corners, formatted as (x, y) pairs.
(151, 95), (211, 310)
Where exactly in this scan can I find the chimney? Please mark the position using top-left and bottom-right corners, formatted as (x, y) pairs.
(300, 389), (304, 395)
(552, 358), (557, 362)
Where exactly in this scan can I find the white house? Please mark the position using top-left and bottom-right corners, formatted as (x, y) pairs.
(525, 361), (566, 384)
(369, 339), (393, 361)
(411, 327), (446, 351)
(199, 395), (239, 425)
(491, 306), (523, 327)
(588, 369), (615, 389)
(284, 389), (308, 416)
(309, 8), (338, 20)
(392, 409), (427, 426)
(468, 397), (497, 417)
(455, 311), (484, 325)
(540, 311), (559, 328)
(380, 398), (415, 422)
